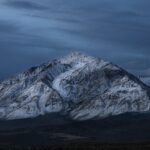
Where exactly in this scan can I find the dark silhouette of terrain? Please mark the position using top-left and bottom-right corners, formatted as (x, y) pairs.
(1, 113), (150, 149)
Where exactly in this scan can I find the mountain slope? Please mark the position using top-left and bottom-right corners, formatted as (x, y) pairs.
(0, 52), (150, 120)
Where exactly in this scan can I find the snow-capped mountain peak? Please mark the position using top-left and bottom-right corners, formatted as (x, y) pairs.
(0, 52), (150, 120)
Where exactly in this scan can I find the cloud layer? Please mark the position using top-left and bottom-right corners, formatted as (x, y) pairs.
(4, 0), (48, 10)
(0, 0), (150, 79)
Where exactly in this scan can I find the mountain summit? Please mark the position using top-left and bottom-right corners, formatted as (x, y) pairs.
(0, 52), (150, 120)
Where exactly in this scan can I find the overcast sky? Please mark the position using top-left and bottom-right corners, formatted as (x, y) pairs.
(0, 0), (150, 80)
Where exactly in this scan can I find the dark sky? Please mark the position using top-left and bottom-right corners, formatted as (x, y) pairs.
(0, 0), (150, 80)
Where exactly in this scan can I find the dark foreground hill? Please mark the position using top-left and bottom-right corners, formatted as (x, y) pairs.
(0, 113), (150, 149)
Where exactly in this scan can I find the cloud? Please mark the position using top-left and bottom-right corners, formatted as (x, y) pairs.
(0, 0), (150, 79)
(4, 0), (47, 10)
(0, 19), (19, 33)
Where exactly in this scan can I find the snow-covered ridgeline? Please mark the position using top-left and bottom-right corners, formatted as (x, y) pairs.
(0, 52), (150, 121)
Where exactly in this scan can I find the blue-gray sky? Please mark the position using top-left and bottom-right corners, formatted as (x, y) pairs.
(0, 0), (150, 80)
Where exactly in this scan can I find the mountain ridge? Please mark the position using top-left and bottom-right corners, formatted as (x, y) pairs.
(0, 52), (150, 120)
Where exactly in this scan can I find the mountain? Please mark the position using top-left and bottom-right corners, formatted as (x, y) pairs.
(0, 52), (150, 121)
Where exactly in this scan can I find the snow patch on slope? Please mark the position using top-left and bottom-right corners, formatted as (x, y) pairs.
(52, 62), (86, 98)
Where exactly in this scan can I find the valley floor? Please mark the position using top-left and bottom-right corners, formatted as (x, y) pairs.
(1, 113), (150, 149)
(1, 142), (150, 150)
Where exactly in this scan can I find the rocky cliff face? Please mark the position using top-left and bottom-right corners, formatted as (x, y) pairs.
(0, 52), (150, 120)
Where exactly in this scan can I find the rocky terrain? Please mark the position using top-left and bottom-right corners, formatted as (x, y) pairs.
(0, 52), (150, 120)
